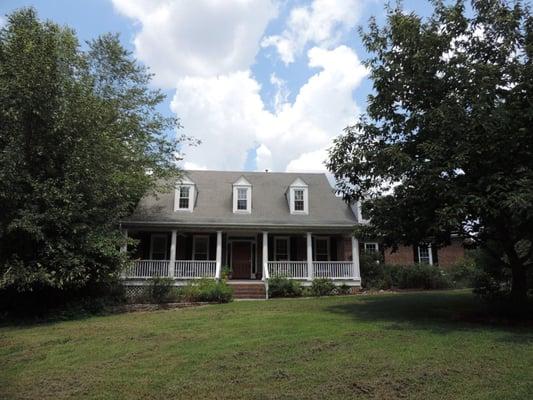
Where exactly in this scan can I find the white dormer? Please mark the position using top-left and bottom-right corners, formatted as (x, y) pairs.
(287, 178), (309, 215)
(232, 176), (252, 214)
(353, 200), (370, 224)
(174, 175), (195, 212)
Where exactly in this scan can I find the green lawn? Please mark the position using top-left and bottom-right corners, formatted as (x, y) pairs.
(1, 290), (532, 400)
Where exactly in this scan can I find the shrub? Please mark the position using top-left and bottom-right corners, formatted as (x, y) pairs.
(181, 279), (233, 303)
(448, 255), (479, 288)
(310, 278), (336, 296)
(361, 262), (453, 290)
(395, 263), (453, 289)
(148, 277), (179, 303)
(336, 283), (352, 295)
(268, 276), (303, 298)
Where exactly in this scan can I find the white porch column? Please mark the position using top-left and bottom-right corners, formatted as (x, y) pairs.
(262, 231), (269, 280)
(306, 232), (313, 281)
(351, 235), (361, 280)
(120, 228), (128, 253)
(215, 231), (223, 279)
(169, 229), (177, 278)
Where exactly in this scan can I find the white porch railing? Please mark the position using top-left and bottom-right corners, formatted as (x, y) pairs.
(125, 260), (216, 279)
(268, 261), (308, 279)
(174, 260), (216, 278)
(125, 260), (171, 278)
(313, 261), (353, 279)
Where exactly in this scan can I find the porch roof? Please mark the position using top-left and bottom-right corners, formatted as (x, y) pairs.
(122, 170), (357, 229)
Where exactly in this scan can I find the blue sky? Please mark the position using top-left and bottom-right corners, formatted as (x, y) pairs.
(0, 0), (434, 172)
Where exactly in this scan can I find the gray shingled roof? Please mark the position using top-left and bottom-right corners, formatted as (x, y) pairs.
(124, 170), (357, 229)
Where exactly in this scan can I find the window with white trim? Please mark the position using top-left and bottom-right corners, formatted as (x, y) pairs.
(288, 178), (309, 215)
(178, 186), (190, 209)
(174, 182), (195, 212)
(237, 188), (248, 210)
(364, 242), (379, 254)
(418, 245), (433, 265)
(274, 237), (290, 261)
(314, 237), (330, 261)
(294, 189), (305, 211)
(232, 176), (252, 213)
(193, 236), (209, 260)
(150, 234), (168, 260)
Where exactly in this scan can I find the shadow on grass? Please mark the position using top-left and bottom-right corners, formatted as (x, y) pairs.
(326, 290), (533, 341)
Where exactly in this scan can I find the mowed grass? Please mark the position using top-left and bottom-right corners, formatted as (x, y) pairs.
(1, 290), (532, 400)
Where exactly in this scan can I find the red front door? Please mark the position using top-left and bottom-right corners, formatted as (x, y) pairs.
(232, 241), (251, 279)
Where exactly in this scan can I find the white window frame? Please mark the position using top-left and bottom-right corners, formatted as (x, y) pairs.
(149, 234), (168, 260)
(288, 178), (309, 215)
(192, 235), (210, 261)
(174, 184), (195, 212)
(418, 245), (433, 265)
(364, 242), (379, 254)
(313, 237), (330, 261)
(274, 236), (290, 261)
(236, 187), (248, 211)
(232, 177), (252, 214)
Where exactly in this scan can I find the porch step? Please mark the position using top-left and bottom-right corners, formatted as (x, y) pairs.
(228, 282), (267, 299)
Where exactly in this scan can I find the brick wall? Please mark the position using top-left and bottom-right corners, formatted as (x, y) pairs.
(383, 245), (414, 265)
(437, 239), (465, 268)
(383, 239), (465, 268)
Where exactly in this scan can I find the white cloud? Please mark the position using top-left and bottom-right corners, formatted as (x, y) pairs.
(286, 148), (328, 172)
(171, 45), (367, 172)
(262, 0), (363, 64)
(112, 0), (278, 87)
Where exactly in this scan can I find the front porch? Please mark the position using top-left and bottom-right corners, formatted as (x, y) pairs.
(121, 229), (361, 286)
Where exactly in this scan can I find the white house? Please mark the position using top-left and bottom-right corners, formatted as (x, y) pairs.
(121, 170), (363, 298)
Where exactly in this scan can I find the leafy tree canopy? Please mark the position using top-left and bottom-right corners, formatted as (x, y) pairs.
(328, 0), (533, 303)
(0, 9), (187, 292)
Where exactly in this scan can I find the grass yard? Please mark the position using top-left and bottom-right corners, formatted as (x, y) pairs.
(1, 290), (532, 400)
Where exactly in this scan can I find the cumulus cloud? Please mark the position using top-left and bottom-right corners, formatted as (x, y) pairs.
(111, 0), (278, 87)
(171, 45), (367, 172)
(262, 0), (363, 64)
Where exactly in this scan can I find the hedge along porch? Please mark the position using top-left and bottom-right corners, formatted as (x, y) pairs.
(121, 227), (361, 288)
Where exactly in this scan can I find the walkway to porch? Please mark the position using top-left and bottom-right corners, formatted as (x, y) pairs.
(121, 229), (361, 284)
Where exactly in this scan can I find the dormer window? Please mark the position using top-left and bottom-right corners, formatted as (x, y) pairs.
(178, 186), (190, 209)
(174, 175), (195, 212)
(294, 189), (305, 211)
(233, 176), (252, 213)
(237, 188), (248, 210)
(288, 178), (309, 215)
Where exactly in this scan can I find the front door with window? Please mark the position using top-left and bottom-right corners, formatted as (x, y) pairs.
(231, 241), (252, 279)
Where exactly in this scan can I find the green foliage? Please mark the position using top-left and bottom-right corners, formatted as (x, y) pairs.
(336, 283), (352, 295)
(148, 277), (178, 304)
(0, 9), (187, 298)
(181, 279), (233, 303)
(268, 276), (303, 298)
(328, 0), (533, 304)
(362, 262), (453, 290)
(310, 278), (336, 296)
(221, 266), (231, 280)
(448, 253), (479, 289)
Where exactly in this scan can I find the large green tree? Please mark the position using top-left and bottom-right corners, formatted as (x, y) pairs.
(0, 9), (185, 293)
(328, 0), (533, 304)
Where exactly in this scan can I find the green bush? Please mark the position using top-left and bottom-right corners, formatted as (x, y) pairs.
(361, 261), (453, 290)
(268, 276), (303, 298)
(336, 283), (352, 295)
(394, 263), (453, 289)
(310, 278), (336, 296)
(181, 279), (233, 303)
(448, 255), (479, 288)
(148, 277), (179, 303)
